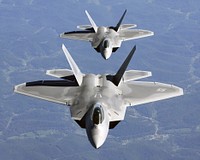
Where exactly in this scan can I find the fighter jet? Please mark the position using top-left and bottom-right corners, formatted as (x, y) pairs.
(60, 10), (154, 60)
(14, 44), (183, 148)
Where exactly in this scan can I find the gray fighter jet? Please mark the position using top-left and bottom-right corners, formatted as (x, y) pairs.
(14, 44), (183, 148)
(60, 10), (154, 59)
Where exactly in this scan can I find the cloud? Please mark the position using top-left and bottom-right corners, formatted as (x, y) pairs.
(87, 0), (100, 5)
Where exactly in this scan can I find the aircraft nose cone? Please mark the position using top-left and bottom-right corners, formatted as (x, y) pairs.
(104, 53), (110, 60)
(92, 135), (104, 149)
(102, 50), (112, 60)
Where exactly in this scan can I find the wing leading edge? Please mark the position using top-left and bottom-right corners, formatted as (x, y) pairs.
(119, 29), (154, 41)
(14, 83), (79, 106)
(60, 31), (94, 42)
(121, 81), (183, 106)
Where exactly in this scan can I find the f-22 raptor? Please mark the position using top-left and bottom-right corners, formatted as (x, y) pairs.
(60, 10), (154, 59)
(14, 44), (183, 148)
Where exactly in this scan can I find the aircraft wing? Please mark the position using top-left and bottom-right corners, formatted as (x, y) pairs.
(122, 81), (183, 106)
(119, 29), (154, 41)
(14, 82), (80, 106)
(60, 31), (94, 41)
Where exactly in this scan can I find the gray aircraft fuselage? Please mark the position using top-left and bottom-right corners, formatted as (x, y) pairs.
(92, 27), (121, 59)
(71, 74), (125, 148)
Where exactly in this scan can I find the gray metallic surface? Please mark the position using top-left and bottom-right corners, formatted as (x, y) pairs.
(14, 45), (183, 148)
(60, 10), (154, 59)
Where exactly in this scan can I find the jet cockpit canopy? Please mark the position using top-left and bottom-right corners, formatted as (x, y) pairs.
(92, 104), (104, 125)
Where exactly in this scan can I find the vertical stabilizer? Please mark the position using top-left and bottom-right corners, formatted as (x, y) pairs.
(85, 10), (98, 33)
(62, 44), (83, 86)
(114, 9), (127, 32)
(113, 45), (136, 86)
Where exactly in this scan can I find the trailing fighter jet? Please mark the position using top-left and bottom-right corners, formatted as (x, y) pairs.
(60, 10), (154, 60)
(14, 44), (183, 148)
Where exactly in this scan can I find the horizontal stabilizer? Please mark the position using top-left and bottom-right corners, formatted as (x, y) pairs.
(123, 70), (152, 82)
(77, 25), (92, 30)
(46, 69), (73, 78)
(120, 24), (137, 30)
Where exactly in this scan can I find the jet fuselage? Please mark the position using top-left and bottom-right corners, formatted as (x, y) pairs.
(92, 27), (122, 59)
(70, 74), (125, 148)
(85, 103), (109, 148)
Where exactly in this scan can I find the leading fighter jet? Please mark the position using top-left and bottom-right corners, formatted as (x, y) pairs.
(14, 44), (183, 148)
(60, 10), (154, 59)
